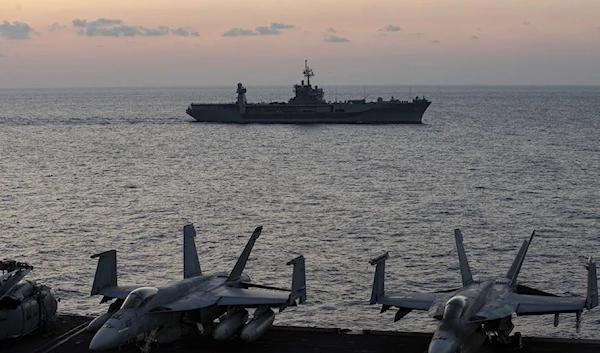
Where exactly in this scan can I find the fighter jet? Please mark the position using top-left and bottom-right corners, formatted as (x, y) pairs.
(0, 260), (58, 340)
(87, 224), (306, 351)
(369, 229), (598, 353)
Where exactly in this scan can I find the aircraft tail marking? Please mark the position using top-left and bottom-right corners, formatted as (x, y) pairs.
(287, 255), (307, 306)
(227, 226), (262, 283)
(586, 257), (598, 310)
(506, 230), (535, 286)
(454, 229), (474, 286)
(369, 252), (389, 304)
(90, 250), (117, 295)
(183, 223), (202, 278)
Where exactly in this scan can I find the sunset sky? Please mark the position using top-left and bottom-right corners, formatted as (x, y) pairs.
(1, 0), (599, 88)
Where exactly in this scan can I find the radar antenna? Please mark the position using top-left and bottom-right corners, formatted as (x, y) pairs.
(303, 60), (314, 86)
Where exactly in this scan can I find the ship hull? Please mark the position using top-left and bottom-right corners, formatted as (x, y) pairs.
(186, 101), (431, 124)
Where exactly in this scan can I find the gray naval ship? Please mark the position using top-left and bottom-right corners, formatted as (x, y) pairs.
(186, 61), (431, 124)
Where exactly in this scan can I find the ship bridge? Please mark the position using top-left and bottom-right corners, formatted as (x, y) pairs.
(288, 60), (325, 104)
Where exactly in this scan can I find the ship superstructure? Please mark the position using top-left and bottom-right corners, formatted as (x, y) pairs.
(187, 61), (431, 124)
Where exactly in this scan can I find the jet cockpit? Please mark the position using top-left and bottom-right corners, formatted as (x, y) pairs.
(443, 296), (468, 320)
(122, 287), (159, 310)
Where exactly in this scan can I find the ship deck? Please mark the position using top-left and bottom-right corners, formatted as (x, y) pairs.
(2, 315), (600, 353)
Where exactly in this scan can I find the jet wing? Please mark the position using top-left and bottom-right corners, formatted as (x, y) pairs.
(96, 285), (143, 300)
(468, 293), (585, 322)
(150, 287), (290, 313)
(512, 293), (586, 315)
(468, 301), (519, 323)
(378, 292), (445, 311)
(215, 287), (290, 306)
(150, 292), (220, 312)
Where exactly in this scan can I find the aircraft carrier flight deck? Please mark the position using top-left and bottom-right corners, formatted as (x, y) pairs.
(2, 315), (599, 353)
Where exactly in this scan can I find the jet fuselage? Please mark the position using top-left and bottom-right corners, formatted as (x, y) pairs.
(90, 273), (246, 350)
(428, 280), (495, 353)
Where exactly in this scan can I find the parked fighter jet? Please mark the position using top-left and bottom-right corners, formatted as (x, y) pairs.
(87, 224), (306, 351)
(0, 260), (58, 340)
(369, 229), (598, 353)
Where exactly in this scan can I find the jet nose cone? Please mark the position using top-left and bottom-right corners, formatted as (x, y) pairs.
(89, 327), (121, 351)
(428, 341), (452, 353)
(428, 326), (460, 353)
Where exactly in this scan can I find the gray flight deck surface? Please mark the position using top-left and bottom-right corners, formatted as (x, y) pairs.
(2, 315), (600, 353)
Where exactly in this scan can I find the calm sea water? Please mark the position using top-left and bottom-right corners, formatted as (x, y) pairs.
(0, 85), (599, 339)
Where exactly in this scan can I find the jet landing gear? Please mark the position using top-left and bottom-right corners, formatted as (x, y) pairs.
(138, 327), (159, 353)
(488, 332), (523, 352)
(485, 317), (523, 351)
(487, 331), (523, 352)
(512, 332), (523, 350)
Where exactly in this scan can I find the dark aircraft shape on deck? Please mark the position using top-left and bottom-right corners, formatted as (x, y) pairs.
(369, 229), (598, 353)
(0, 260), (58, 340)
(87, 224), (306, 351)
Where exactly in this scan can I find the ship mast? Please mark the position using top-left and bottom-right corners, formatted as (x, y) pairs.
(303, 60), (314, 86)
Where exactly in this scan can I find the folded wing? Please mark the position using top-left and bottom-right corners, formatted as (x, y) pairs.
(151, 287), (292, 313)
(513, 294), (586, 315)
(95, 285), (145, 300)
(216, 287), (290, 306)
(151, 292), (220, 312)
(377, 293), (443, 310)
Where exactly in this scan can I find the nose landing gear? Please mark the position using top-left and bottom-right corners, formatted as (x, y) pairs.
(488, 331), (523, 351)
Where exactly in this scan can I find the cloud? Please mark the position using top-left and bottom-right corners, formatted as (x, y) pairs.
(71, 18), (199, 38)
(256, 26), (280, 35)
(431, 40), (441, 44)
(270, 23), (294, 30)
(72, 19), (87, 27)
(411, 32), (424, 36)
(222, 22), (294, 37)
(0, 53), (6, 58)
(380, 24), (401, 32)
(324, 27), (350, 43)
(223, 28), (255, 37)
(325, 35), (350, 43)
(171, 27), (199, 37)
(523, 21), (530, 26)
(48, 22), (66, 32)
(471, 35), (478, 39)
(0, 21), (35, 40)
(144, 26), (170, 37)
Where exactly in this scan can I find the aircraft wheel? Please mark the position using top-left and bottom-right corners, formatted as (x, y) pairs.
(488, 335), (499, 346)
(512, 332), (523, 350)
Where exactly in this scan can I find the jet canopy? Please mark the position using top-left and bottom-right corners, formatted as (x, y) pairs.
(443, 295), (468, 320)
(122, 287), (158, 310)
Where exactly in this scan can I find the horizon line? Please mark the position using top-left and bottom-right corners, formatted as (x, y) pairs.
(1, 83), (599, 90)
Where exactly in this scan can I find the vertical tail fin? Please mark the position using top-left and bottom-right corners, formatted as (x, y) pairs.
(586, 257), (598, 310)
(184, 223), (202, 278)
(90, 250), (117, 295)
(454, 229), (474, 286)
(369, 252), (389, 304)
(287, 255), (306, 305)
(506, 230), (535, 286)
(227, 226), (262, 283)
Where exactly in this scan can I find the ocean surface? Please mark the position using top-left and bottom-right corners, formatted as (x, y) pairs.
(0, 85), (599, 339)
